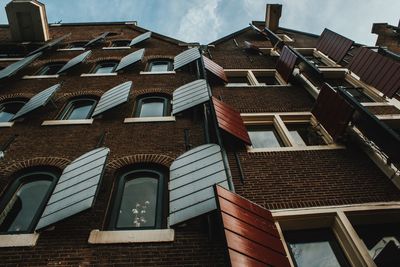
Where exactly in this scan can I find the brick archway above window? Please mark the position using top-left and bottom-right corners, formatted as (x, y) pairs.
(107, 154), (175, 173)
(0, 93), (31, 102)
(134, 89), (173, 96)
(0, 157), (71, 177)
(54, 91), (103, 102)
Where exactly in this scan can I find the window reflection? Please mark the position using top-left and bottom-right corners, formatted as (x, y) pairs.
(248, 125), (284, 148)
(135, 96), (169, 118)
(287, 123), (326, 146)
(60, 99), (97, 120)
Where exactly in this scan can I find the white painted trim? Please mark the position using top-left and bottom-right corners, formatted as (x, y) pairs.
(297, 73), (319, 99)
(140, 71), (176, 75)
(57, 48), (85, 51)
(361, 102), (393, 107)
(0, 233), (39, 247)
(102, 46), (131, 50)
(277, 34), (294, 42)
(247, 144), (345, 153)
(42, 119), (94, 126)
(124, 116), (176, 123)
(0, 58), (23, 62)
(376, 114), (400, 120)
(0, 122), (14, 128)
(80, 73), (118, 77)
(22, 75), (59, 79)
(88, 229), (175, 244)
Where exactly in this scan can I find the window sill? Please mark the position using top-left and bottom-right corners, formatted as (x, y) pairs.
(0, 58), (24, 61)
(247, 144), (345, 153)
(225, 84), (288, 88)
(57, 48), (85, 51)
(80, 73), (118, 77)
(88, 229), (175, 244)
(124, 116), (176, 123)
(23, 75), (59, 79)
(42, 119), (94, 126)
(140, 71), (176, 75)
(102, 46), (131, 50)
(0, 233), (39, 247)
(0, 122), (14, 127)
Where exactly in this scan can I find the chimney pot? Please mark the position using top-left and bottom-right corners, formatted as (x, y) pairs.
(265, 4), (282, 32)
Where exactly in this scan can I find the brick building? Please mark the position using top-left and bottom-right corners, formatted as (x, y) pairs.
(0, 1), (400, 266)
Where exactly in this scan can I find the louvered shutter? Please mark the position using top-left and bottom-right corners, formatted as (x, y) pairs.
(316, 28), (353, 63)
(203, 56), (228, 83)
(172, 79), (210, 115)
(275, 46), (298, 83)
(174, 48), (201, 70)
(0, 52), (42, 80)
(28, 34), (71, 56)
(115, 49), (145, 72)
(129, 32), (151, 46)
(84, 32), (110, 47)
(92, 81), (132, 117)
(57, 50), (91, 74)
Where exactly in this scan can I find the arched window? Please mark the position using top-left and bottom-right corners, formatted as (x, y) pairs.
(59, 98), (97, 120)
(68, 41), (87, 49)
(109, 168), (166, 230)
(35, 63), (65, 75)
(0, 100), (26, 122)
(92, 61), (118, 74)
(135, 95), (170, 117)
(146, 59), (173, 72)
(0, 172), (57, 233)
(111, 40), (130, 47)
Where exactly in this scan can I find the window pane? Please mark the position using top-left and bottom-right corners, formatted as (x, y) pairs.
(63, 100), (95, 120)
(139, 101), (164, 117)
(248, 126), (283, 148)
(117, 177), (158, 228)
(285, 228), (351, 267)
(287, 123), (326, 146)
(0, 179), (52, 232)
(150, 62), (169, 72)
(112, 40), (130, 47)
(228, 76), (250, 85)
(37, 64), (63, 75)
(255, 75), (279, 85)
(344, 88), (373, 103)
(0, 102), (25, 122)
(95, 63), (116, 74)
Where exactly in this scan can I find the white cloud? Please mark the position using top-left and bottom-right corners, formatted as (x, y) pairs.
(176, 0), (222, 43)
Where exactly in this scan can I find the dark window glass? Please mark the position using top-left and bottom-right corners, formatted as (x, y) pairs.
(0, 172), (56, 233)
(135, 96), (169, 117)
(147, 61), (173, 72)
(35, 63), (64, 75)
(93, 62), (118, 74)
(285, 228), (351, 267)
(248, 125), (284, 148)
(0, 101), (25, 122)
(60, 98), (97, 120)
(68, 42), (87, 49)
(255, 75), (279, 85)
(109, 169), (165, 230)
(228, 76), (250, 85)
(353, 223), (400, 266)
(305, 55), (328, 67)
(344, 88), (374, 103)
(112, 40), (130, 47)
(286, 123), (326, 146)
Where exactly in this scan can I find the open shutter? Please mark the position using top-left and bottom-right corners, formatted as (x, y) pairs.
(312, 83), (354, 140)
(129, 32), (152, 46)
(11, 84), (60, 120)
(57, 50), (91, 74)
(36, 147), (110, 230)
(287, 46), (323, 85)
(174, 48), (201, 70)
(115, 48), (145, 72)
(28, 34), (71, 56)
(348, 47), (400, 98)
(215, 185), (291, 267)
(169, 144), (229, 226)
(0, 52), (42, 80)
(316, 28), (354, 63)
(276, 46), (298, 83)
(84, 32), (110, 47)
(91, 81), (132, 117)
(172, 79), (210, 115)
(212, 97), (251, 145)
(203, 56), (228, 83)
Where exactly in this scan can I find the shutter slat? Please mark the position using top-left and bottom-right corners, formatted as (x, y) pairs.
(169, 144), (228, 226)
(0, 52), (42, 80)
(129, 32), (152, 46)
(174, 48), (201, 70)
(172, 79), (210, 115)
(84, 32), (110, 47)
(57, 50), (92, 74)
(36, 147), (110, 230)
(28, 34), (71, 56)
(12, 84), (60, 120)
(115, 49), (145, 72)
(92, 81), (132, 117)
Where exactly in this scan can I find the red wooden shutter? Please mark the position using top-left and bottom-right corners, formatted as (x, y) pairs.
(276, 46), (297, 83)
(316, 28), (354, 63)
(203, 56), (228, 83)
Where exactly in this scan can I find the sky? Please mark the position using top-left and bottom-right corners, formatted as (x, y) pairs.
(0, 0), (399, 45)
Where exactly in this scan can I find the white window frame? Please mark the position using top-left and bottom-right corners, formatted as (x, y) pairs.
(242, 112), (344, 152)
(225, 69), (288, 87)
(272, 202), (400, 267)
(88, 229), (175, 244)
(277, 34), (295, 43)
(0, 233), (39, 248)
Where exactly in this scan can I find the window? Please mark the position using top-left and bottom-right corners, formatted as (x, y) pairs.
(0, 172), (57, 234)
(59, 98), (97, 120)
(147, 60), (173, 72)
(68, 42), (87, 49)
(343, 87), (373, 103)
(92, 61), (118, 74)
(35, 63), (64, 76)
(305, 55), (328, 67)
(0, 100), (25, 122)
(111, 40), (130, 47)
(243, 113), (333, 151)
(284, 228), (351, 267)
(109, 169), (166, 230)
(135, 96), (170, 117)
(225, 69), (283, 86)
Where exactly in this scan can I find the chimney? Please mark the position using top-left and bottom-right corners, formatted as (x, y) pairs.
(265, 4), (282, 32)
(5, 0), (50, 42)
